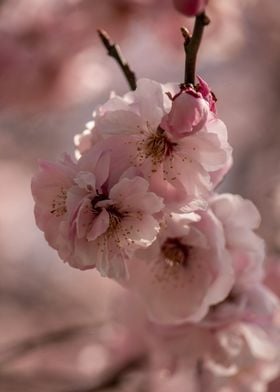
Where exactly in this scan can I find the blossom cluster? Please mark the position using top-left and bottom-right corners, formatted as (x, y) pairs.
(32, 77), (280, 390)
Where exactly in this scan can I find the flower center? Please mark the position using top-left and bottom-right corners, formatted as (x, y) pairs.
(106, 206), (124, 235)
(91, 194), (124, 237)
(142, 127), (177, 165)
(50, 187), (67, 217)
(91, 193), (108, 214)
(161, 238), (191, 267)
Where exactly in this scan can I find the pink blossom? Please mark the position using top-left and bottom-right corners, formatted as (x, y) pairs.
(160, 87), (209, 137)
(204, 284), (279, 329)
(122, 210), (234, 325)
(204, 110), (233, 188)
(32, 149), (164, 278)
(106, 289), (227, 378)
(161, 81), (231, 189)
(210, 194), (265, 289)
(77, 78), (231, 211)
(202, 321), (280, 392)
(209, 152), (233, 188)
(173, 0), (209, 17)
(196, 76), (217, 114)
(200, 194), (266, 327)
(31, 154), (77, 249)
(107, 289), (278, 392)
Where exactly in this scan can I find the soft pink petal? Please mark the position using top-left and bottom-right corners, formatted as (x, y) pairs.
(87, 209), (110, 241)
(121, 215), (160, 247)
(110, 176), (164, 214)
(133, 78), (166, 128)
(210, 194), (261, 230)
(181, 132), (228, 171)
(95, 109), (141, 135)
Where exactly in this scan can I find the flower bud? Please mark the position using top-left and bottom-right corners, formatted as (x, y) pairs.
(173, 0), (208, 17)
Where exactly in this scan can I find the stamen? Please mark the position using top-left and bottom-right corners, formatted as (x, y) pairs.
(50, 187), (67, 217)
(91, 193), (108, 214)
(136, 126), (177, 168)
(106, 206), (125, 237)
(161, 238), (191, 267)
(145, 127), (177, 163)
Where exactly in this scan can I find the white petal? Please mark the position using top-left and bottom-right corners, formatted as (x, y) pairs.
(95, 110), (141, 135)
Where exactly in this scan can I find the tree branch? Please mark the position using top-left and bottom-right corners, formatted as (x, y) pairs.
(183, 12), (210, 86)
(97, 29), (137, 91)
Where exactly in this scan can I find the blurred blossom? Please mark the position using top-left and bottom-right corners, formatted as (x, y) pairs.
(201, 323), (280, 392)
(77, 343), (109, 376)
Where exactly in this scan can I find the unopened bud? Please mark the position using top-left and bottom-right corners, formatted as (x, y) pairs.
(173, 0), (208, 17)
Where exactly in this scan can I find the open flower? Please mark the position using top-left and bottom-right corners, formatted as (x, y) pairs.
(202, 320), (280, 392)
(32, 148), (164, 278)
(31, 154), (78, 249)
(123, 210), (234, 324)
(76, 78), (231, 210)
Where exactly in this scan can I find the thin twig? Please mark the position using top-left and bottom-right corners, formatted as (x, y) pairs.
(97, 29), (137, 91)
(183, 12), (210, 86)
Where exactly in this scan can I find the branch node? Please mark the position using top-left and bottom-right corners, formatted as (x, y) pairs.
(181, 26), (192, 46)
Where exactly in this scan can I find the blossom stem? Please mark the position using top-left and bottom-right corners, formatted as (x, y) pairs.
(183, 12), (210, 86)
(97, 29), (137, 91)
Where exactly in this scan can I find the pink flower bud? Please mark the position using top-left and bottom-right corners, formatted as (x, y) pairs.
(173, 0), (208, 17)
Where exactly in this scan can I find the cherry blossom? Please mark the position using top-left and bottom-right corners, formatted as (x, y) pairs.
(75, 79), (231, 211)
(196, 76), (217, 114)
(28, 2), (280, 387)
(202, 321), (280, 392)
(31, 154), (78, 250)
(123, 210), (234, 324)
(160, 87), (209, 137)
(32, 148), (164, 278)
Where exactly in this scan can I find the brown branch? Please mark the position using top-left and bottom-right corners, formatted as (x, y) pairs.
(97, 29), (137, 91)
(183, 12), (210, 86)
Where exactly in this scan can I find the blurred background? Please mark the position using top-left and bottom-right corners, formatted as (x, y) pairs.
(0, 0), (280, 390)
